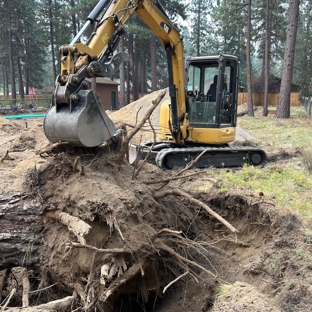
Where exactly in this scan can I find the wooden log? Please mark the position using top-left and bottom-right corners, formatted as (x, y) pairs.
(0, 195), (44, 268)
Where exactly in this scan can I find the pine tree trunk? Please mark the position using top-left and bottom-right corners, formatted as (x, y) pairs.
(276, 0), (300, 118)
(133, 38), (139, 101)
(263, 0), (270, 116)
(48, 0), (57, 82)
(8, 8), (16, 108)
(140, 50), (146, 94)
(127, 33), (134, 104)
(150, 36), (157, 91)
(246, 0), (254, 116)
(119, 37), (125, 108)
(17, 58), (25, 100)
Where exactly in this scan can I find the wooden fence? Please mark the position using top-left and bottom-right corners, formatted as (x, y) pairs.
(237, 92), (300, 106)
(0, 94), (51, 109)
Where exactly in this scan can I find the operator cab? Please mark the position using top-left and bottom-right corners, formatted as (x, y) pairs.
(185, 55), (239, 129)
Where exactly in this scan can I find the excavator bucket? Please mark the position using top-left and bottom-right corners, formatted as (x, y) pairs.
(44, 89), (117, 147)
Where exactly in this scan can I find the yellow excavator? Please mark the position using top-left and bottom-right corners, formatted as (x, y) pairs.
(43, 0), (266, 169)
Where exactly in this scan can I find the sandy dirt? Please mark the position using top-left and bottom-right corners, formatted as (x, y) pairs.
(0, 90), (311, 311)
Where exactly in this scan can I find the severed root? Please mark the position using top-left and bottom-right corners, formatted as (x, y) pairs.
(1, 150), (14, 162)
(142, 171), (203, 184)
(22, 268), (30, 308)
(119, 90), (166, 163)
(4, 296), (74, 311)
(100, 256), (128, 286)
(101, 263), (142, 302)
(46, 210), (91, 244)
(73, 156), (85, 175)
(163, 270), (189, 294)
(154, 189), (238, 233)
(37, 141), (70, 157)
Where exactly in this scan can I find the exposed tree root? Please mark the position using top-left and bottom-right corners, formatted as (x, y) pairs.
(46, 210), (91, 245)
(119, 90), (166, 163)
(0, 150), (14, 162)
(4, 296), (74, 311)
(154, 189), (238, 233)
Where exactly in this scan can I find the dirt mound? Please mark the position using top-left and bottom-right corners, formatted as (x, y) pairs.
(109, 89), (169, 143)
(1, 95), (312, 311)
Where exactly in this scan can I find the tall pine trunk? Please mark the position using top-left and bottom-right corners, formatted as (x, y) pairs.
(150, 36), (157, 91)
(17, 57), (25, 100)
(276, 0), (300, 118)
(263, 0), (270, 116)
(48, 0), (57, 82)
(246, 0), (254, 116)
(133, 37), (139, 101)
(126, 34), (133, 104)
(140, 50), (146, 94)
(8, 10), (16, 107)
(119, 37), (125, 108)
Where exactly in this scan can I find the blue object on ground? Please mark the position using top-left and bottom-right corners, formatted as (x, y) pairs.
(3, 114), (45, 119)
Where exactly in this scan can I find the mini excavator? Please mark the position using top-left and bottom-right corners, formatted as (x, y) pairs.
(43, 0), (266, 169)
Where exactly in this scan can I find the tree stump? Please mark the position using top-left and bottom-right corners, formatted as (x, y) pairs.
(0, 195), (44, 269)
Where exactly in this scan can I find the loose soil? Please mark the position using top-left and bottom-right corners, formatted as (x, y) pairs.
(0, 90), (311, 311)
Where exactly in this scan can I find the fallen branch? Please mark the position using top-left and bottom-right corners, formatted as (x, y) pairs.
(154, 189), (238, 233)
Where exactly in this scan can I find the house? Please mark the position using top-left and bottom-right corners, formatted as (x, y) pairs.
(252, 74), (300, 93)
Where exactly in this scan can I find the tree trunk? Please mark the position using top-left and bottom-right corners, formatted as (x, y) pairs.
(127, 33), (133, 104)
(17, 58), (25, 100)
(70, 0), (78, 37)
(246, 0), (254, 116)
(0, 195), (44, 268)
(276, 0), (300, 118)
(140, 50), (146, 94)
(133, 37), (139, 101)
(8, 8), (16, 107)
(48, 0), (57, 83)
(263, 0), (270, 116)
(119, 37), (125, 108)
(150, 36), (157, 92)
(2, 64), (8, 97)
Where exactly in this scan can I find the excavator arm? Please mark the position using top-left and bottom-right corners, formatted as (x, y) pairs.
(44, 0), (187, 147)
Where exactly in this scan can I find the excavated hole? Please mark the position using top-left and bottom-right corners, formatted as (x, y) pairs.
(105, 193), (275, 312)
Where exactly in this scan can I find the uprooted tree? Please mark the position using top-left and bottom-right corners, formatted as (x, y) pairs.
(0, 90), (239, 311)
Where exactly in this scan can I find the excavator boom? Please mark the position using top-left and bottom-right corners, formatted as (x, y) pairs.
(43, 0), (267, 168)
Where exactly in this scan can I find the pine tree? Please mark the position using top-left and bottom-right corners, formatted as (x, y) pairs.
(276, 0), (300, 118)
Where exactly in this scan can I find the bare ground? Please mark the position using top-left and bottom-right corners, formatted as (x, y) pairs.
(0, 91), (311, 311)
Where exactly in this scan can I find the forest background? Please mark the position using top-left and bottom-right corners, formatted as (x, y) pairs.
(0, 0), (309, 116)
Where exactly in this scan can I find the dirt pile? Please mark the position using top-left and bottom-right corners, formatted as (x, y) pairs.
(0, 94), (312, 311)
